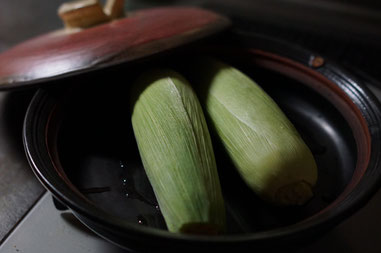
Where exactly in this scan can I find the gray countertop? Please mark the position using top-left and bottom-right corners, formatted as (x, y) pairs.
(0, 90), (45, 242)
(1, 189), (381, 253)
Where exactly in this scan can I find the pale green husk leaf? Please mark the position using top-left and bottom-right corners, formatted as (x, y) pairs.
(189, 58), (318, 205)
(131, 69), (226, 233)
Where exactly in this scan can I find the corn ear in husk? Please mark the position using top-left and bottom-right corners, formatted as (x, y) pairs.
(189, 58), (318, 206)
(131, 69), (226, 234)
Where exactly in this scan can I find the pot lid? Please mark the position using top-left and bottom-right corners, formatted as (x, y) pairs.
(0, 0), (230, 90)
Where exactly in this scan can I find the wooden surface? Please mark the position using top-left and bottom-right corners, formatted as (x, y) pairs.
(0, 7), (229, 89)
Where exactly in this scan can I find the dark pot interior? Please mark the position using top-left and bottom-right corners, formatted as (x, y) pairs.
(23, 34), (381, 252)
(57, 56), (356, 230)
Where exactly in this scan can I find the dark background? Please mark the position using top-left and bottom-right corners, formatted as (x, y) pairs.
(0, 0), (380, 251)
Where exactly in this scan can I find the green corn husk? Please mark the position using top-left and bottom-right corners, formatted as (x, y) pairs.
(131, 69), (226, 234)
(189, 58), (318, 206)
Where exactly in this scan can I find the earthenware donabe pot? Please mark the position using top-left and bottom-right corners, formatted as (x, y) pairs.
(22, 28), (381, 252)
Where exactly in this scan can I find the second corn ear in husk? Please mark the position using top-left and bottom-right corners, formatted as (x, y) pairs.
(131, 69), (226, 234)
(188, 58), (318, 206)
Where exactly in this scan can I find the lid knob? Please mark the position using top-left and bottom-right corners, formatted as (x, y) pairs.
(104, 0), (125, 20)
(58, 0), (125, 29)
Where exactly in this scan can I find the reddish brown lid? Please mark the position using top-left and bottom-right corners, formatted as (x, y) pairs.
(0, 7), (230, 90)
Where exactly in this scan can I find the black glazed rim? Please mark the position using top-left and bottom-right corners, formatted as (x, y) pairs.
(23, 33), (381, 247)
